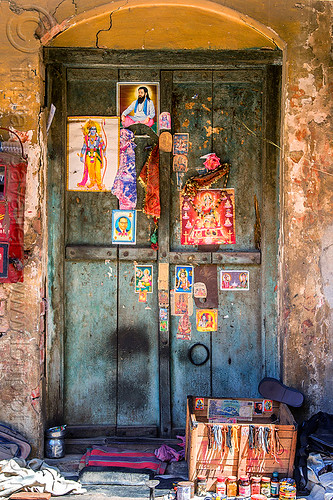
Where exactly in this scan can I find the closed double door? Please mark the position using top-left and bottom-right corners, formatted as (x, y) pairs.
(46, 49), (281, 435)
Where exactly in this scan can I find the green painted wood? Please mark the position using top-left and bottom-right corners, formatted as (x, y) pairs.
(66, 245), (117, 260)
(46, 51), (280, 437)
(64, 261), (118, 425)
(67, 68), (117, 116)
(158, 70), (173, 436)
(211, 71), (265, 398)
(261, 65), (281, 378)
(171, 70), (213, 252)
(66, 192), (117, 246)
(46, 63), (66, 425)
(117, 261), (159, 429)
(212, 69), (264, 250)
(212, 265), (262, 396)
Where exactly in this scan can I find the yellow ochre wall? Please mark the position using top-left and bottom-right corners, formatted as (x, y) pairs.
(0, 0), (332, 455)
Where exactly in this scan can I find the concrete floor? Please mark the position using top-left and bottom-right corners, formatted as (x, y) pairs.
(44, 451), (188, 500)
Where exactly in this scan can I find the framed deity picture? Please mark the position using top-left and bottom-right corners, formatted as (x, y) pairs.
(181, 189), (236, 246)
(111, 209), (137, 245)
(67, 116), (119, 192)
(117, 83), (159, 134)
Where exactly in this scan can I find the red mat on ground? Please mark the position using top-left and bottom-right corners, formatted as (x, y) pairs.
(80, 446), (167, 475)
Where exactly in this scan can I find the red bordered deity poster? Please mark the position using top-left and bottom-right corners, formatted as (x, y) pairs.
(180, 188), (236, 246)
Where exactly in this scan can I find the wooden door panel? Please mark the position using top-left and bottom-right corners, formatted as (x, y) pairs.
(117, 261), (159, 429)
(212, 71), (264, 250)
(212, 265), (262, 396)
(170, 312), (211, 430)
(171, 71), (213, 252)
(46, 53), (280, 436)
(67, 68), (118, 116)
(64, 261), (118, 425)
(66, 192), (117, 246)
(169, 69), (269, 430)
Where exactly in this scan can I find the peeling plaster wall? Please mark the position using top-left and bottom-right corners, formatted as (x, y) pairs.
(0, 2), (46, 455)
(281, 1), (333, 416)
(0, 0), (332, 454)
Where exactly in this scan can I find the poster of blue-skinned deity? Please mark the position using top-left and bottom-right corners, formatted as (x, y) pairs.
(117, 83), (159, 134)
(67, 116), (119, 192)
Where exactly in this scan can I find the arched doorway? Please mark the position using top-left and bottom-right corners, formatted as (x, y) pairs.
(45, 1), (283, 437)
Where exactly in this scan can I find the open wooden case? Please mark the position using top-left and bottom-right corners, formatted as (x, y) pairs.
(185, 396), (298, 491)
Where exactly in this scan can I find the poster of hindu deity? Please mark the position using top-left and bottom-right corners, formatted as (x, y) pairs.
(220, 270), (249, 290)
(175, 265), (193, 294)
(135, 265), (153, 293)
(180, 189), (236, 246)
(67, 116), (119, 192)
(196, 309), (218, 332)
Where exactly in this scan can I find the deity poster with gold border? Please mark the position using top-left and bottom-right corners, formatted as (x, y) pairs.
(181, 189), (236, 246)
(196, 309), (218, 332)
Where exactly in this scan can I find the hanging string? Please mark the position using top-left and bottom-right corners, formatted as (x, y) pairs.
(232, 425), (239, 452)
(249, 425), (255, 449)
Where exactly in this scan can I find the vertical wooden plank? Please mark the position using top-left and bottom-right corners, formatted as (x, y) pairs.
(211, 71), (264, 398)
(117, 261), (159, 430)
(188, 423), (200, 482)
(170, 71), (213, 432)
(159, 70), (173, 436)
(46, 63), (66, 425)
(170, 70), (213, 252)
(64, 261), (118, 425)
(262, 65), (281, 378)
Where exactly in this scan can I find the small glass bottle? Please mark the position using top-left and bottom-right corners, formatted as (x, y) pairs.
(260, 477), (271, 497)
(271, 472), (279, 497)
(251, 477), (261, 496)
(216, 476), (227, 496)
(196, 476), (207, 497)
(227, 476), (238, 497)
(239, 476), (251, 497)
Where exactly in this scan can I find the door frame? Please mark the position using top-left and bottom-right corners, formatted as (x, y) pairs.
(45, 48), (282, 435)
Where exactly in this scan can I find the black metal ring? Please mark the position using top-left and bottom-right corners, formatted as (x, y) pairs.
(188, 343), (210, 366)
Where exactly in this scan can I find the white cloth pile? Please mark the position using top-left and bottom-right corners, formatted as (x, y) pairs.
(0, 458), (86, 497)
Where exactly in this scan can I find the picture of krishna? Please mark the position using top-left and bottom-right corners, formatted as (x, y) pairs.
(67, 116), (119, 192)
(175, 265), (193, 294)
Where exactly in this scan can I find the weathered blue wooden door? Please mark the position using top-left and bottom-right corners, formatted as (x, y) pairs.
(169, 67), (280, 433)
(46, 50), (281, 436)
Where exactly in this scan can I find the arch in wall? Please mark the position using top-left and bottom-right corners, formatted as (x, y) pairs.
(44, 1), (285, 436)
(43, 0), (286, 51)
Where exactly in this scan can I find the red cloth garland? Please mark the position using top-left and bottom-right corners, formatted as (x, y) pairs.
(139, 144), (160, 220)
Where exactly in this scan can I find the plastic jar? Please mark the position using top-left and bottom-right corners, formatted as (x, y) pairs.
(251, 477), (261, 495)
(279, 478), (296, 500)
(216, 477), (227, 496)
(239, 476), (251, 497)
(196, 476), (207, 497)
(260, 477), (271, 497)
(227, 476), (238, 497)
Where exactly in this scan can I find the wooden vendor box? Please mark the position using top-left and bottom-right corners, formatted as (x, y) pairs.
(185, 396), (297, 491)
